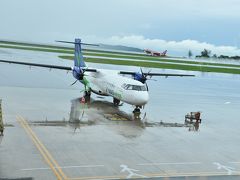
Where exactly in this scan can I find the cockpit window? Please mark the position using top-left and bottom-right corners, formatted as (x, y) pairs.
(122, 84), (147, 91)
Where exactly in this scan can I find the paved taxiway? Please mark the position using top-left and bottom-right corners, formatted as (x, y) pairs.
(0, 48), (240, 179)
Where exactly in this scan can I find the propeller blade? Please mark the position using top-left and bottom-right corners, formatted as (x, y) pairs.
(147, 69), (152, 76)
(140, 67), (143, 75)
(80, 89), (85, 93)
(71, 80), (78, 86)
(146, 82), (149, 91)
(139, 67), (146, 83)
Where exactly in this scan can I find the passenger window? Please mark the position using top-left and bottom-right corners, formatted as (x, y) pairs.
(132, 86), (140, 91)
(122, 84), (129, 90)
(141, 86), (147, 91)
(123, 84), (146, 91)
(126, 85), (133, 90)
(121, 83), (126, 88)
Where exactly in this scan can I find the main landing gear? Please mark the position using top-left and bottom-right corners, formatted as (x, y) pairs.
(113, 98), (120, 106)
(84, 91), (91, 102)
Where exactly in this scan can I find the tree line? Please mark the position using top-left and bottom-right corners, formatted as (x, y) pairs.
(188, 49), (240, 60)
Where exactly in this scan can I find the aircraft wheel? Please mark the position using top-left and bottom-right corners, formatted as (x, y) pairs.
(113, 98), (120, 106)
(84, 91), (91, 102)
(133, 107), (141, 113)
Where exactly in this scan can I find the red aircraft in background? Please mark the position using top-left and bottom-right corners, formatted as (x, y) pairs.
(144, 49), (167, 56)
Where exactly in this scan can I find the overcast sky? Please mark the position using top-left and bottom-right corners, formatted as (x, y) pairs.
(1, 0), (240, 56)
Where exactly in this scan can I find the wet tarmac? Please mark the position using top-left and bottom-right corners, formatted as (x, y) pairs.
(0, 48), (240, 179)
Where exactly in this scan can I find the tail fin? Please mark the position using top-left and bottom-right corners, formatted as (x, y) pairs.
(56, 38), (99, 68)
(74, 38), (86, 67)
(162, 50), (167, 56)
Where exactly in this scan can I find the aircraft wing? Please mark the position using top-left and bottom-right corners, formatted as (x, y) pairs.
(119, 71), (195, 77)
(0, 59), (97, 72)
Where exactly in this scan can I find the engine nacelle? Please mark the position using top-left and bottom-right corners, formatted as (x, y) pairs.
(133, 72), (146, 84)
(72, 66), (84, 80)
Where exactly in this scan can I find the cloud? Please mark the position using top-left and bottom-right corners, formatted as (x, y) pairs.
(97, 35), (240, 56)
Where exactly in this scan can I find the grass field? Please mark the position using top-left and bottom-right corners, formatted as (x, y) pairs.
(59, 55), (240, 74)
(0, 41), (240, 75)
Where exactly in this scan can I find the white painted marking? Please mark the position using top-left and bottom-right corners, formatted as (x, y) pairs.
(213, 162), (235, 175)
(137, 162), (202, 166)
(120, 164), (147, 179)
(224, 102), (231, 104)
(21, 165), (104, 171)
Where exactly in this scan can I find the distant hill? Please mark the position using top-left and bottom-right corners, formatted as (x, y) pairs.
(98, 44), (143, 53)
(0, 39), (144, 54)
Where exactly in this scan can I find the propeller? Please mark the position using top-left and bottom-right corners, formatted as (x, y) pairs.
(139, 68), (153, 91)
(139, 68), (152, 83)
(71, 66), (89, 86)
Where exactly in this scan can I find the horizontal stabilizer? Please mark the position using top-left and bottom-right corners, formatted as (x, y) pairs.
(56, 40), (99, 46)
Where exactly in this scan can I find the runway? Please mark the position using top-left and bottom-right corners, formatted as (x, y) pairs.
(0, 48), (240, 179)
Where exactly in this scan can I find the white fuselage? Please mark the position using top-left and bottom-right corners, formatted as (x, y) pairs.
(84, 69), (149, 106)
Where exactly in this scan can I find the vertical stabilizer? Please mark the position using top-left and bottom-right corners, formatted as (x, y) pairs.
(74, 38), (86, 67)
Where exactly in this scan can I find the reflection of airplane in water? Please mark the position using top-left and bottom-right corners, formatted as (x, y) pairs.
(69, 97), (146, 123)
(69, 97), (201, 133)
(144, 49), (167, 56)
(187, 121), (200, 132)
(30, 97), (201, 136)
(69, 97), (146, 138)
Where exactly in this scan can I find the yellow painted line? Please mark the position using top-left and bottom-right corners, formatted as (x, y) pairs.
(16, 116), (240, 180)
(18, 116), (68, 179)
(17, 115), (68, 180)
(17, 116), (62, 179)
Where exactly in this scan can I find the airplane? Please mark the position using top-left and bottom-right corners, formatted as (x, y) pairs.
(0, 38), (194, 113)
(144, 49), (167, 57)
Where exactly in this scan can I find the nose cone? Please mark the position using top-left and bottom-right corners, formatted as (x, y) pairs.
(135, 92), (149, 106)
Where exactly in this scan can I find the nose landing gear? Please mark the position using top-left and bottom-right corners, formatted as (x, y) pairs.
(133, 106), (142, 119)
(133, 106), (142, 113)
(113, 98), (120, 106)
